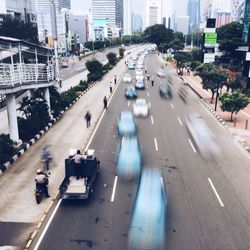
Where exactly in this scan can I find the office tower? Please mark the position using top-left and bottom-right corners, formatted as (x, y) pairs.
(231, 0), (245, 21)
(132, 13), (143, 33)
(243, 0), (250, 42)
(176, 16), (190, 35)
(187, 0), (200, 33)
(123, 0), (132, 35)
(145, 0), (163, 28)
(162, 0), (173, 29)
(92, 0), (123, 31)
(0, 0), (36, 24)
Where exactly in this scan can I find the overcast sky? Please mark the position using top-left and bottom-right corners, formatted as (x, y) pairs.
(71, 0), (207, 17)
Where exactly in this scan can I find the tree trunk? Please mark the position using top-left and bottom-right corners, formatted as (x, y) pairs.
(211, 90), (215, 103)
(230, 112), (233, 122)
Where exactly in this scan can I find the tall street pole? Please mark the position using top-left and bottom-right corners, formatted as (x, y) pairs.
(50, 0), (61, 88)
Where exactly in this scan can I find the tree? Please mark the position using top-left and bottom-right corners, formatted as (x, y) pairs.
(143, 24), (174, 48)
(0, 134), (17, 165)
(106, 52), (117, 65)
(195, 63), (228, 102)
(0, 15), (39, 44)
(217, 22), (245, 58)
(219, 91), (249, 121)
(119, 47), (125, 58)
(85, 59), (103, 82)
(169, 32), (184, 51)
(174, 51), (191, 69)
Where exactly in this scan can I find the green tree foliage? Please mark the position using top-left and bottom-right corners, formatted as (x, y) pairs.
(0, 15), (39, 44)
(106, 52), (117, 65)
(85, 59), (103, 82)
(217, 22), (245, 57)
(169, 31), (185, 51)
(143, 24), (174, 48)
(119, 47), (125, 58)
(0, 134), (17, 165)
(219, 91), (249, 121)
(190, 48), (203, 62)
(174, 51), (191, 68)
(195, 63), (228, 102)
(18, 92), (50, 141)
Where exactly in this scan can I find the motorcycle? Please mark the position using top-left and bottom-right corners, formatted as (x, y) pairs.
(35, 176), (49, 204)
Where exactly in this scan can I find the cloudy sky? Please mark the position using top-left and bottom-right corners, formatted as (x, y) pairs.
(71, 0), (208, 17)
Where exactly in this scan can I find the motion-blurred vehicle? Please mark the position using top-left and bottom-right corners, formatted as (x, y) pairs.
(135, 69), (143, 76)
(185, 113), (221, 157)
(128, 168), (167, 250)
(123, 73), (132, 83)
(116, 136), (141, 181)
(136, 64), (143, 70)
(128, 63), (135, 70)
(62, 60), (68, 68)
(59, 149), (100, 200)
(156, 70), (166, 78)
(117, 111), (136, 136)
(159, 83), (172, 98)
(133, 98), (148, 117)
(135, 80), (145, 90)
(136, 74), (144, 81)
(125, 86), (137, 99)
(178, 86), (188, 102)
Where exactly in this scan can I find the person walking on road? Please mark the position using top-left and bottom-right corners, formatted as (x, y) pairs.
(41, 146), (53, 172)
(85, 110), (91, 128)
(151, 76), (154, 86)
(103, 96), (108, 109)
(114, 75), (117, 84)
(109, 81), (113, 93)
(147, 73), (150, 81)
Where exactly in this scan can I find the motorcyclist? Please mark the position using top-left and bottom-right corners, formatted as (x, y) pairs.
(147, 73), (150, 81)
(35, 169), (50, 198)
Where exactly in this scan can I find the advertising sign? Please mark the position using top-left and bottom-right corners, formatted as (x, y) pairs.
(205, 33), (217, 45)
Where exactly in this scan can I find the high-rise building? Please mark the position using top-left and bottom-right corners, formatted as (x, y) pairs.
(187, 0), (200, 33)
(123, 0), (132, 35)
(243, 0), (250, 42)
(231, 0), (245, 22)
(0, 0), (36, 24)
(145, 0), (163, 28)
(92, 0), (123, 32)
(162, 0), (173, 29)
(132, 13), (143, 33)
(176, 16), (190, 35)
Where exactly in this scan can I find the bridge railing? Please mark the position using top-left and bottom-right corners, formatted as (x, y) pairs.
(0, 63), (55, 88)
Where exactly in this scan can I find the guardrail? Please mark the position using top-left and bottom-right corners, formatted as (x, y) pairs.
(0, 63), (54, 88)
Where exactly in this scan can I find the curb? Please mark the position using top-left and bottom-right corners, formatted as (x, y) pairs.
(179, 76), (250, 154)
(0, 82), (100, 177)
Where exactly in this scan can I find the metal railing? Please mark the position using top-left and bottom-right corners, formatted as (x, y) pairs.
(0, 63), (54, 88)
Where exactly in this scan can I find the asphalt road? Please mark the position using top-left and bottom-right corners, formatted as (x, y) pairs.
(34, 53), (250, 250)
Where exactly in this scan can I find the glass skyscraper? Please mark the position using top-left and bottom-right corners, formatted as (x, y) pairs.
(187, 0), (200, 33)
(243, 0), (250, 42)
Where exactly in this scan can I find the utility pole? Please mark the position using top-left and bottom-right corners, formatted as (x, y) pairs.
(50, 0), (61, 88)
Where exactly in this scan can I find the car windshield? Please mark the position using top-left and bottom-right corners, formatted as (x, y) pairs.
(136, 99), (146, 106)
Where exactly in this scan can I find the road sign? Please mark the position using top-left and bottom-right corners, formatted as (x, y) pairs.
(205, 33), (217, 45)
(203, 53), (215, 63)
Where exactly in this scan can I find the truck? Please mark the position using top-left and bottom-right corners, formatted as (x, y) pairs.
(59, 149), (100, 200)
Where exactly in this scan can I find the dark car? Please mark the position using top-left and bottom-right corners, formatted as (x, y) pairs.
(135, 79), (145, 90)
(159, 83), (172, 98)
(125, 86), (137, 99)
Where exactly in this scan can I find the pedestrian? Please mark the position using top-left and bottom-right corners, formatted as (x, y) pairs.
(151, 76), (154, 86)
(85, 110), (91, 128)
(147, 73), (150, 81)
(187, 68), (190, 76)
(145, 68), (147, 74)
(41, 146), (53, 172)
(114, 75), (117, 84)
(109, 81), (113, 93)
(103, 96), (108, 109)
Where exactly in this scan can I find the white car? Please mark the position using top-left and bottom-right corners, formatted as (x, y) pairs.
(136, 74), (144, 81)
(123, 73), (132, 83)
(136, 64), (143, 70)
(133, 98), (149, 117)
(135, 69), (143, 76)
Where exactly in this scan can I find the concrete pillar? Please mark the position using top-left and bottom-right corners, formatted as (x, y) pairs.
(43, 87), (50, 110)
(6, 94), (19, 142)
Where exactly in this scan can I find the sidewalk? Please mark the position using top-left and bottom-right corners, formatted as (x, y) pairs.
(177, 65), (250, 151)
(0, 48), (139, 249)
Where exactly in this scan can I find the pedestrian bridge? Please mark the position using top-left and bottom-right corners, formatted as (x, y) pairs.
(0, 36), (56, 142)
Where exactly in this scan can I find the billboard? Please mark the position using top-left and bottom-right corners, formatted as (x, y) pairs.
(93, 19), (107, 27)
(205, 33), (217, 45)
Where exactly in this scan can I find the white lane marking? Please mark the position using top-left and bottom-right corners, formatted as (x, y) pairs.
(151, 115), (154, 124)
(188, 139), (196, 153)
(33, 199), (62, 250)
(128, 101), (130, 107)
(208, 178), (224, 207)
(171, 103), (174, 109)
(178, 117), (183, 126)
(111, 176), (118, 202)
(154, 137), (158, 151)
(149, 102), (151, 108)
(147, 86), (148, 89)
(147, 92), (149, 97)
